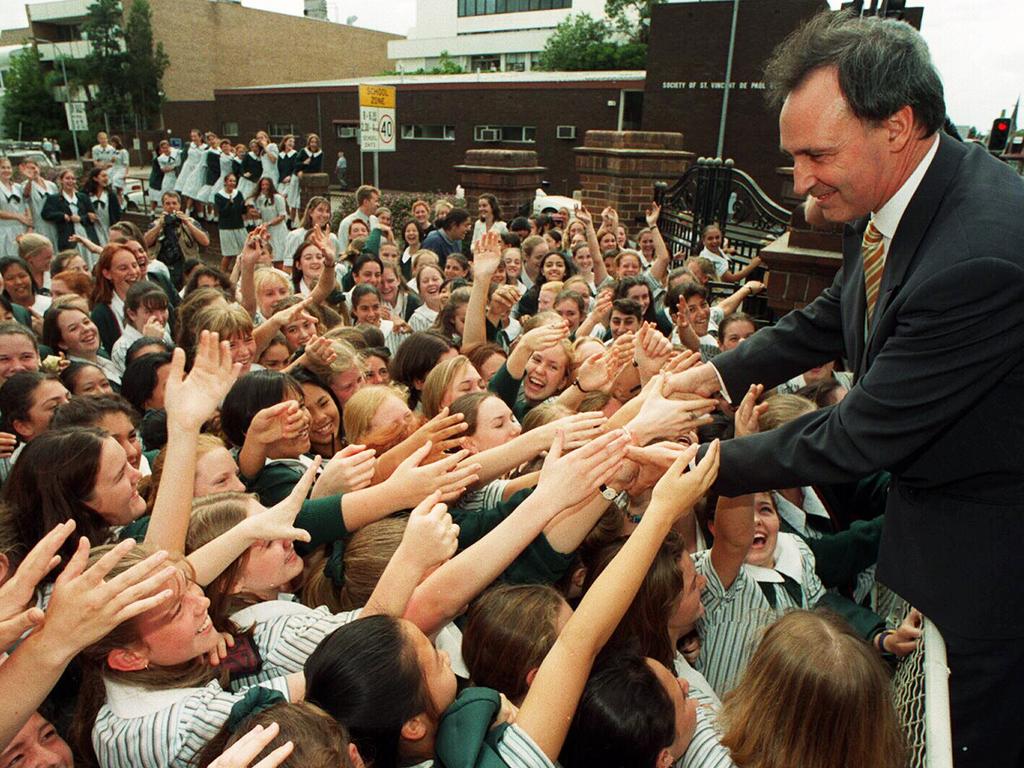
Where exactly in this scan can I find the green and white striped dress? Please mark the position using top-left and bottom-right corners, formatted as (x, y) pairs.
(694, 532), (824, 697)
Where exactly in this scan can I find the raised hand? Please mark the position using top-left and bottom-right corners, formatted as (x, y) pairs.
(645, 201), (661, 228)
(634, 323), (673, 382)
(313, 445), (376, 496)
(41, 537), (177, 657)
(733, 383), (767, 438)
(0, 520), (77, 648)
(536, 429), (630, 510)
(519, 321), (570, 354)
(623, 441), (692, 497)
(474, 230), (504, 277)
(142, 316), (167, 340)
(661, 359), (722, 400)
(247, 400), (309, 448)
(540, 411), (608, 450)
(407, 408), (469, 457)
(649, 440), (720, 519)
(243, 458), (319, 544)
(207, 722), (294, 768)
(630, 375), (716, 443)
(881, 608), (923, 658)
(386, 442), (481, 507)
(395, 491), (460, 573)
(576, 349), (627, 395)
(165, 331), (242, 431)
(0, 431), (17, 460)
(301, 336), (337, 370)
(575, 205), (594, 230)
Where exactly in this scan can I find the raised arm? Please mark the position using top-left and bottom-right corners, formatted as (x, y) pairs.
(714, 280), (764, 318)
(144, 332), (240, 553)
(403, 429), (631, 636)
(576, 205), (608, 286)
(516, 442), (720, 760)
(645, 202), (671, 285)
(462, 230), (503, 354)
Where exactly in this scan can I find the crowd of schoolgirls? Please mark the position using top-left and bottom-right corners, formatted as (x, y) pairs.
(0, 136), (920, 768)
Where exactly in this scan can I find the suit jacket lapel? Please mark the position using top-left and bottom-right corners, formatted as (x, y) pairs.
(864, 134), (967, 355)
(843, 218), (868, 375)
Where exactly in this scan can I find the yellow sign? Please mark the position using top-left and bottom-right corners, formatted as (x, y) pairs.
(359, 85), (396, 109)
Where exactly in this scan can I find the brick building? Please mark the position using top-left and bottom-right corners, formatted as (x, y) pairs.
(22, 0), (399, 130)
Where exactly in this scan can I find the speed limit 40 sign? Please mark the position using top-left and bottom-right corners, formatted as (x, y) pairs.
(359, 85), (396, 153)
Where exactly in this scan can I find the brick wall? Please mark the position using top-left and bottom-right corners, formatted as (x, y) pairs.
(133, 0), (400, 104)
(575, 130), (693, 229)
(455, 149), (546, 221)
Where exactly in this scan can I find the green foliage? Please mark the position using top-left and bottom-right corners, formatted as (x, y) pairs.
(124, 0), (169, 128)
(1, 47), (66, 140)
(536, 13), (646, 71)
(83, 0), (130, 123)
(605, 0), (664, 45)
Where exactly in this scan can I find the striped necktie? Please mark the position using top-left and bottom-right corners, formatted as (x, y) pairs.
(862, 220), (886, 325)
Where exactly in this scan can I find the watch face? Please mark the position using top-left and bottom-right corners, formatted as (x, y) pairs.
(601, 485), (617, 501)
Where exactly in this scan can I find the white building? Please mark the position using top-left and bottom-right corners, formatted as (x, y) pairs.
(388, 0), (606, 73)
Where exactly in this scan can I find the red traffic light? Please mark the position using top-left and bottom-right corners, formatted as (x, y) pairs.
(997, 121), (1010, 131)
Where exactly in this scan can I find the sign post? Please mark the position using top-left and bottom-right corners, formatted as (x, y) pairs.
(358, 84), (396, 188)
(64, 102), (87, 161)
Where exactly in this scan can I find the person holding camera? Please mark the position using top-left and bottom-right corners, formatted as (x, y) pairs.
(143, 190), (210, 288)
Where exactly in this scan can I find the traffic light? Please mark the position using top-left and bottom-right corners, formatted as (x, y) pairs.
(989, 117), (1011, 153)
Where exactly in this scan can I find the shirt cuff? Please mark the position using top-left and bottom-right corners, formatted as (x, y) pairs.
(710, 362), (731, 403)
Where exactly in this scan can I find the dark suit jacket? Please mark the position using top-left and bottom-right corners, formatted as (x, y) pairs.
(40, 191), (99, 251)
(705, 134), (1024, 638)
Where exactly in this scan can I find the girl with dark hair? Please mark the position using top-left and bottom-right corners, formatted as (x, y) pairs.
(0, 370), (69, 444)
(615, 275), (673, 337)
(443, 252), (471, 281)
(42, 304), (122, 384)
(388, 330), (455, 409)
(120, 352), (173, 415)
(285, 196), (340, 268)
(215, 172), (247, 273)
(421, 208), (472, 259)
(237, 138), (263, 199)
(399, 220), (423, 280)
(0, 255), (49, 316)
(253, 177), (289, 269)
(350, 284), (409, 355)
(518, 251), (575, 318)
(470, 193), (507, 254)
(60, 359), (116, 397)
(379, 262), (421, 323)
(83, 166), (122, 245)
(290, 367), (343, 459)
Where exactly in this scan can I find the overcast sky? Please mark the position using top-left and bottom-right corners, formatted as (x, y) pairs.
(2, 0), (1019, 128)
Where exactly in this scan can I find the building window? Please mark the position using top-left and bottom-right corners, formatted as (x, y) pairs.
(470, 54), (501, 73)
(458, 0), (570, 16)
(475, 125), (536, 143)
(505, 52), (527, 72)
(401, 124), (455, 141)
(267, 123), (298, 137)
(222, 122), (239, 137)
(335, 124), (357, 139)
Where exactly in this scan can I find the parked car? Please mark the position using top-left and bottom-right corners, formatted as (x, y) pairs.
(124, 176), (147, 211)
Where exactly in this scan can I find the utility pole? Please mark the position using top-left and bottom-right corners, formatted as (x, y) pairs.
(715, 0), (740, 158)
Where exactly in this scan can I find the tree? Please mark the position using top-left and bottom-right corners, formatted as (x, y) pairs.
(1, 46), (66, 140)
(536, 14), (646, 72)
(605, 0), (665, 46)
(82, 0), (129, 129)
(124, 0), (169, 128)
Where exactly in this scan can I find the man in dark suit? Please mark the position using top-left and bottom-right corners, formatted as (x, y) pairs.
(668, 12), (1024, 767)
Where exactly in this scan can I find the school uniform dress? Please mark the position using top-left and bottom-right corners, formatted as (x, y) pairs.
(89, 189), (122, 244)
(296, 147), (323, 174)
(409, 303), (439, 332)
(150, 153), (178, 206)
(196, 147), (218, 205)
(213, 152), (234, 198)
(215, 189), (247, 257)
(259, 144), (280, 184)
(24, 178), (59, 245)
(277, 149), (300, 209)
(41, 191), (100, 262)
(178, 142), (208, 200)
(92, 143), (118, 167)
(470, 219), (508, 249)
(0, 181), (29, 257)
(694, 532), (824, 697)
(237, 152), (262, 199)
(110, 148), (130, 191)
(698, 247), (730, 279)
(257, 193), (288, 261)
(110, 322), (173, 376)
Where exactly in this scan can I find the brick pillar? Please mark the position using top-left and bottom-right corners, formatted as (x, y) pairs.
(574, 131), (694, 229)
(454, 150), (546, 221)
(300, 172), (330, 213)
